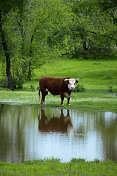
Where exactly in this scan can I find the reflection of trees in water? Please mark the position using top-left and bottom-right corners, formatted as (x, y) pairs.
(0, 104), (9, 161)
(70, 110), (117, 161)
(0, 104), (28, 162)
(38, 108), (73, 134)
(95, 112), (117, 161)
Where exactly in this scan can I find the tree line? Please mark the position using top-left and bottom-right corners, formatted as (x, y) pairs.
(0, 0), (117, 90)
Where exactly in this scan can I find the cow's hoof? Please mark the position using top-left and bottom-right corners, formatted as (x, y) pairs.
(67, 104), (71, 106)
(41, 101), (45, 105)
(61, 104), (64, 106)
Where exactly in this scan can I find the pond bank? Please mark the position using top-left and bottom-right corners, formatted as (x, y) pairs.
(0, 90), (117, 112)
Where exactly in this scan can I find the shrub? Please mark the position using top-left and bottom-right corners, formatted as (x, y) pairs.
(73, 83), (85, 92)
(30, 85), (35, 91)
(108, 85), (113, 92)
(13, 78), (23, 89)
(0, 77), (8, 88)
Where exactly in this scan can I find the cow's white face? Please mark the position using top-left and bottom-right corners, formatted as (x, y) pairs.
(65, 79), (76, 90)
(68, 79), (76, 90)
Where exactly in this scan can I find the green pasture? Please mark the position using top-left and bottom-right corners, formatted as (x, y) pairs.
(28, 59), (117, 91)
(0, 59), (117, 112)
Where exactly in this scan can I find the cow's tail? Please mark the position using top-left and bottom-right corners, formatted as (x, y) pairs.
(39, 88), (41, 101)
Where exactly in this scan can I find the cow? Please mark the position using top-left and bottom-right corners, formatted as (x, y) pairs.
(38, 108), (73, 134)
(39, 76), (79, 105)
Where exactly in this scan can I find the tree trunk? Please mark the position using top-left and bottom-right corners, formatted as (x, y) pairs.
(0, 11), (14, 90)
(6, 56), (14, 90)
(28, 62), (31, 81)
(27, 33), (35, 81)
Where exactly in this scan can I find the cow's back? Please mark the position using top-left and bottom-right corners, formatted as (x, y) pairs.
(39, 76), (70, 95)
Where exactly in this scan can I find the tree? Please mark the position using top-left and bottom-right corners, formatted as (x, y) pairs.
(0, 0), (28, 90)
(60, 0), (117, 58)
(98, 0), (117, 43)
(0, 2), (14, 90)
(7, 0), (72, 83)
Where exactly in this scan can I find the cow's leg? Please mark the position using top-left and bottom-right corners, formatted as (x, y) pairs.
(41, 90), (48, 104)
(60, 94), (64, 106)
(67, 97), (71, 106)
(41, 92), (45, 104)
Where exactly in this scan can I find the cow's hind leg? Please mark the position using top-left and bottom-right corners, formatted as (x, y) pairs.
(60, 94), (64, 106)
(41, 90), (48, 104)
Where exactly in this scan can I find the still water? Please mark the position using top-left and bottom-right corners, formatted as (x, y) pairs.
(0, 103), (117, 163)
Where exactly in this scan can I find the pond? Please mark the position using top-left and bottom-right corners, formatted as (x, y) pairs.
(0, 103), (117, 163)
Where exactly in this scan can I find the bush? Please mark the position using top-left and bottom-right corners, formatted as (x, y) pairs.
(13, 78), (23, 89)
(73, 83), (85, 92)
(30, 85), (35, 91)
(0, 77), (8, 88)
(108, 85), (113, 92)
(0, 77), (24, 89)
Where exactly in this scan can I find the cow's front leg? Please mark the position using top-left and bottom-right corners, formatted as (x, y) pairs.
(60, 94), (64, 106)
(41, 91), (46, 104)
(67, 97), (71, 106)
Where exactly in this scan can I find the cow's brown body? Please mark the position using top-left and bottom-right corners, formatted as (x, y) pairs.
(39, 76), (78, 105)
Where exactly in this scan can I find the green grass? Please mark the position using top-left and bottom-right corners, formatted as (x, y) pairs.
(0, 89), (116, 112)
(0, 159), (117, 176)
(31, 59), (117, 91)
(0, 58), (117, 111)
(0, 58), (117, 112)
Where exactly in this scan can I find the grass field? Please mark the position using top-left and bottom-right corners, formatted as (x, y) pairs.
(0, 58), (117, 112)
(27, 58), (117, 88)
(21, 58), (117, 91)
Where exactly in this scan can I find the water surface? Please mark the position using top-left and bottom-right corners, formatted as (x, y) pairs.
(0, 104), (117, 163)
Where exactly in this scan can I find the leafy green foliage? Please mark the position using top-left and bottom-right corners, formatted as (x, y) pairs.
(0, 77), (8, 88)
(0, 0), (117, 89)
(1, 0), (72, 87)
(73, 83), (85, 92)
(64, 0), (117, 58)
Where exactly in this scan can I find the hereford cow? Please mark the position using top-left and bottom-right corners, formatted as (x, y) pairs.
(39, 76), (79, 105)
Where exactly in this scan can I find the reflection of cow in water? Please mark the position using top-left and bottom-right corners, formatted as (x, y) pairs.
(38, 109), (73, 134)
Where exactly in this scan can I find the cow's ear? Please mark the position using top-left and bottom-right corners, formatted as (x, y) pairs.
(64, 79), (69, 81)
(75, 79), (80, 83)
